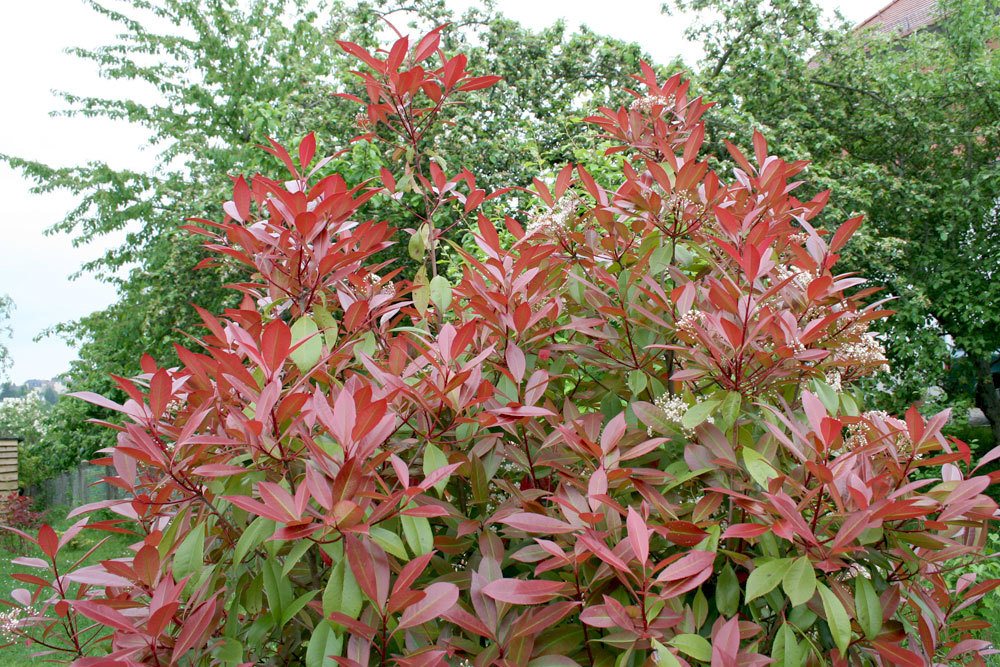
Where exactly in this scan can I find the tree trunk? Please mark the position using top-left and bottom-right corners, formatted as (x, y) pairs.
(973, 354), (1000, 447)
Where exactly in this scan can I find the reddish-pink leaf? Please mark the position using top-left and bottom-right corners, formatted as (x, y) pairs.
(482, 579), (566, 605)
(173, 597), (218, 658)
(657, 550), (716, 582)
(626, 507), (649, 564)
(397, 582), (459, 630)
(73, 600), (136, 633)
(872, 639), (925, 667)
(499, 513), (577, 535)
(38, 524), (58, 559)
(299, 133), (316, 170)
(721, 523), (770, 539)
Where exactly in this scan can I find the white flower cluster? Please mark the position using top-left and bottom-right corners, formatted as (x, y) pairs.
(0, 607), (29, 641)
(824, 370), (843, 392)
(834, 335), (890, 373)
(773, 265), (814, 291)
(842, 410), (913, 457)
(675, 309), (702, 336)
(664, 191), (696, 211)
(652, 393), (710, 438)
(525, 195), (582, 238)
(630, 94), (671, 113)
(363, 273), (396, 297)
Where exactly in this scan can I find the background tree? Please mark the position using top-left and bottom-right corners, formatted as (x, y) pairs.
(0, 295), (12, 380)
(0, 390), (55, 490)
(665, 0), (1000, 442)
(7, 0), (660, 474)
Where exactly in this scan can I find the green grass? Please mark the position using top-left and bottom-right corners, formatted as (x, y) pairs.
(0, 508), (130, 666)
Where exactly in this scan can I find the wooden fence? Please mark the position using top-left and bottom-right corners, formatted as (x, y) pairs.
(0, 437), (18, 495)
(25, 463), (123, 510)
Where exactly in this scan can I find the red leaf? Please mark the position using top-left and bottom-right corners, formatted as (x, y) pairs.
(711, 616), (740, 667)
(64, 565), (132, 588)
(830, 216), (863, 253)
(397, 582), (459, 630)
(657, 550), (716, 582)
(459, 75), (502, 91)
(626, 507), (649, 564)
(482, 578), (566, 605)
(38, 524), (58, 560)
(413, 26), (444, 63)
(721, 523), (770, 539)
(173, 597), (218, 658)
(72, 600), (136, 633)
(336, 41), (385, 72)
(662, 521), (709, 546)
(299, 133), (316, 170)
(261, 319), (291, 374)
(499, 513), (577, 535)
(872, 639), (926, 667)
(68, 391), (126, 414)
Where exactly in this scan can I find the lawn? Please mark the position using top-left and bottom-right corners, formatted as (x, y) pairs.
(0, 507), (131, 666)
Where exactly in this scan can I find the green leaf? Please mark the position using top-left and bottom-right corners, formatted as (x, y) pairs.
(281, 539), (314, 578)
(313, 306), (339, 349)
(173, 522), (205, 581)
(668, 634), (712, 662)
(280, 590), (318, 627)
(429, 274), (452, 312)
(772, 622), (802, 667)
(716, 564), (740, 616)
(422, 443), (450, 495)
(651, 640), (683, 667)
(717, 390), (742, 432)
(412, 267), (430, 315)
(401, 513), (434, 556)
(746, 558), (792, 603)
(305, 621), (343, 667)
(681, 399), (720, 431)
(782, 557), (816, 607)
(408, 224), (428, 260)
(742, 446), (779, 488)
(263, 559), (291, 618)
(370, 526), (409, 559)
(854, 576), (882, 639)
(568, 266), (586, 304)
(323, 559), (363, 621)
(811, 379), (839, 414)
(215, 637), (244, 664)
(290, 316), (322, 372)
(817, 583), (852, 656)
(840, 392), (859, 417)
(628, 370), (647, 395)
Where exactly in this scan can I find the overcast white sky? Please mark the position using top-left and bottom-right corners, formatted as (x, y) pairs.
(0, 0), (878, 383)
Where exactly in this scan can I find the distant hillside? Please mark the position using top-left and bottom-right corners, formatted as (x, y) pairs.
(0, 379), (65, 404)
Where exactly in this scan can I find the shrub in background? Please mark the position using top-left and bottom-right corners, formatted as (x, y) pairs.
(2, 28), (998, 667)
(0, 492), (45, 552)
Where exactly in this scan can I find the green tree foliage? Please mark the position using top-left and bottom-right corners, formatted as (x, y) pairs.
(0, 390), (56, 489)
(0, 295), (11, 380)
(665, 0), (1000, 442)
(7, 0), (660, 475)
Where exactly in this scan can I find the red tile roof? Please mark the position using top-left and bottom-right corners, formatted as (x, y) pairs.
(855, 0), (941, 36)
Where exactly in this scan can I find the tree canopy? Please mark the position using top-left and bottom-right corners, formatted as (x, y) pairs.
(7, 0), (662, 468)
(666, 0), (1000, 440)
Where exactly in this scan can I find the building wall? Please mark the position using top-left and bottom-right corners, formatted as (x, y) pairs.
(857, 0), (940, 36)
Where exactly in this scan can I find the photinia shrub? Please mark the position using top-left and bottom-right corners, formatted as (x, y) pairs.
(2, 26), (998, 667)
(0, 493), (45, 552)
